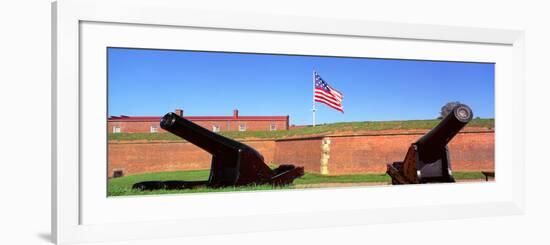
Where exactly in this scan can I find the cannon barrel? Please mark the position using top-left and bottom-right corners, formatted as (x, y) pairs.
(160, 112), (249, 156)
(416, 104), (473, 150)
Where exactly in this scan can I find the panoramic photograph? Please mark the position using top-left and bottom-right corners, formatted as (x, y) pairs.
(106, 47), (495, 196)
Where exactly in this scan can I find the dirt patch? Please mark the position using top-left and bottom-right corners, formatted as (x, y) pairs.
(456, 178), (493, 183)
(294, 178), (490, 189)
(295, 182), (389, 188)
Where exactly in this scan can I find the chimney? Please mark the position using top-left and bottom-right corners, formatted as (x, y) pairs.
(233, 109), (239, 118)
(175, 109), (184, 117)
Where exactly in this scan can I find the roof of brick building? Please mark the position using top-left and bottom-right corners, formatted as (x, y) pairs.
(108, 109), (288, 122)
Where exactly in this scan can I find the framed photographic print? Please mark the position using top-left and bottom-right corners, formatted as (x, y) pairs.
(52, 0), (525, 244)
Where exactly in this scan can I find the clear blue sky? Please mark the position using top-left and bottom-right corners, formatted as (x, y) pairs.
(108, 47), (494, 125)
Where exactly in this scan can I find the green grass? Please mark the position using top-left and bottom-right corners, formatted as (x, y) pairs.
(108, 169), (293, 196)
(452, 171), (486, 180)
(295, 172), (390, 184)
(108, 169), (488, 196)
(109, 118), (494, 141)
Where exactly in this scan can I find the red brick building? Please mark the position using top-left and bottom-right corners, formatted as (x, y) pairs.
(108, 109), (289, 133)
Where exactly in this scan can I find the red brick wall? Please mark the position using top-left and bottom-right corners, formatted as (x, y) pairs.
(107, 130), (494, 177)
(107, 120), (288, 133)
(325, 132), (494, 174)
(108, 140), (276, 176)
(273, 137), (323, 173)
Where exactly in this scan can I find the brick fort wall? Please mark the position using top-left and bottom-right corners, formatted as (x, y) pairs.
(108, 130), (494, 177)
(273, 137), (323, 173)
(109, 140), (276, 176)
(325, 131), (494, 174)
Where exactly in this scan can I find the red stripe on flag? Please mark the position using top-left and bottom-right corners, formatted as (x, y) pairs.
(315, 88), (342, 101)
(314, 92), (342, 105)
(315, 90), (342, 102)
(315, 89), (343, 111)
(315, 99), (344, 112)
(314, 96), (344, 112)
(315, 97), (343, 109)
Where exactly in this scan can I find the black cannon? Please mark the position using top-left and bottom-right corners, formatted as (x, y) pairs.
(133, 112), (304, 190)
(387, 104), (473, 184)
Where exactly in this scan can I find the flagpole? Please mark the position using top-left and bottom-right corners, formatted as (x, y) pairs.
(312, 69), (316, 127)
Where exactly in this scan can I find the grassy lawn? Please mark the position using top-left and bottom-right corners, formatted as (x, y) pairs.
(108, 118), (494, 141)
(108, 169), (487, 196)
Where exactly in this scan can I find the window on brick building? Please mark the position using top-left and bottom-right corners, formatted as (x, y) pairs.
(212, 124), (220, 132)
(150, 125), (158, 133)
(113, 126), (121, 133)
(270, 123), (277, 131)
(112, 170), (124, 178)
(239, 123), (246, 132)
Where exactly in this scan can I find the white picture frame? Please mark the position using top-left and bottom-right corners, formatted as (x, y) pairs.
(52, 0), (525, 244)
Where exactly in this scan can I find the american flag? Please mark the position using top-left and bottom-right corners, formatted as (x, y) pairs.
(314, 72), (344, 112)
